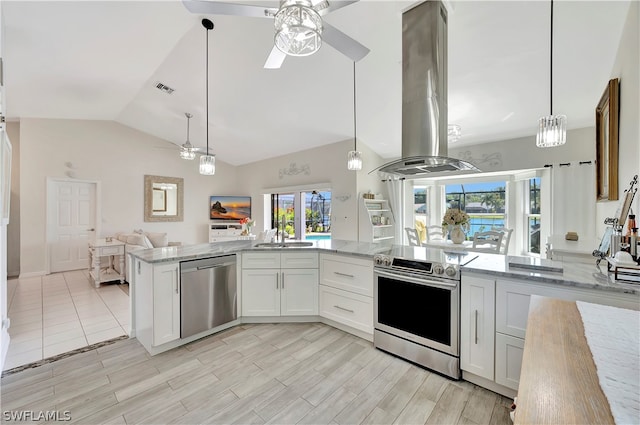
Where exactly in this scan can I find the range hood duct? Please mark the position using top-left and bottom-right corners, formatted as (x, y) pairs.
(374, 1), (480, 178)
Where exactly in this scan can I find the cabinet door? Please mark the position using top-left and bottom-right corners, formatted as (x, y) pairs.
(153, 263), (180, 346)
(460, 275), (495, 380)
(319, 284), (373, 334)
(496, 281), (534, 338)
(320, 254), (373, 296)
(281, 269), (318, 316)
(495, 333), (525, 390)
(241, 269), (280, 316)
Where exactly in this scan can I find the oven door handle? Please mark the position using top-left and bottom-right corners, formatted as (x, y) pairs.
(374, 269), (458, 290)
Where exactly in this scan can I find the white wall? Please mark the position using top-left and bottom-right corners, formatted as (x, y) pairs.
(597, 1), (640, 237)
(236, 139), (386, 241)
(6, 122), (19, 277)
(18, 118), (238, 276)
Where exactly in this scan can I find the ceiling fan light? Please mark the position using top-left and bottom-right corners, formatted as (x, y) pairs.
(180, 149), (196, 160)
(199, 154), (216, 175)
(274, 1), (322, 57)
(347, 150), (362, 171)
(536, 114), (567, 147)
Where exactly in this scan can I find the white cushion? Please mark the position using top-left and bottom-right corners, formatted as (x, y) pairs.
(145, 232), (168, 248)
(126, 234), (153, 248)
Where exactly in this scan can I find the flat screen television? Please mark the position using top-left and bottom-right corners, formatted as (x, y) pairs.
(210, 196), (251, 221)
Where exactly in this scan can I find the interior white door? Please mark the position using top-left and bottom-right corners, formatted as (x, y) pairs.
(48, 180), (97, 273)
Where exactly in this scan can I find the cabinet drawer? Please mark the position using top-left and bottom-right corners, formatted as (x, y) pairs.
(319, 285), (373, 334)
(242, 252), (281, 269)
(495, 333), (524, 390)
(281, 252), (318, 269)
(99, 246), (124, 256)
(320, 254), (373, 296)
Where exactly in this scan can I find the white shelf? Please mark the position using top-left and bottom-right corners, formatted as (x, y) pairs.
(359, 197), (395, 243)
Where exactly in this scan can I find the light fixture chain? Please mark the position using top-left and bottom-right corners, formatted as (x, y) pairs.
(206, 23), (210, 153)
(550, 0), (553, 115)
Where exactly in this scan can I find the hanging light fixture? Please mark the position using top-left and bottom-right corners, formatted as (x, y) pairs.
(274, 0), (323, 57)
(536, 0), (566, 148)
(179, 112), (197, 160)
(200, 18), (216, 175)
(347, 62), (362, 171)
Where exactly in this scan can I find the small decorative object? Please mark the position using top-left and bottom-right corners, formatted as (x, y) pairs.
(363, 192), (375, 199)
(239, 217), (255, 235)
(565, 231), (579, 241)
(106, 236), (113, 243)
(442, 208), (470, 244)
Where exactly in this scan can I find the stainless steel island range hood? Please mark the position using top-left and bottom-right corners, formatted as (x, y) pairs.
(374, 0), (480, 178)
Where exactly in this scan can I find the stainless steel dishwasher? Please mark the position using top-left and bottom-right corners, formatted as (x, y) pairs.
(180, 254), (237, 339)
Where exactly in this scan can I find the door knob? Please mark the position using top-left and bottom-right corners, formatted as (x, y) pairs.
(87, 228), (95, 231)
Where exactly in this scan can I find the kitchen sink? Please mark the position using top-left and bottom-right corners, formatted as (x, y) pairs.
(254, 241), (314, 248)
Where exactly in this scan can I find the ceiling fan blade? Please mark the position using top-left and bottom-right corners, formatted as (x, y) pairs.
(315, 0), (358, 16)
(264, 46), (287, 69)
(182, 0), (276, 18)
(321, 22), (370, 62)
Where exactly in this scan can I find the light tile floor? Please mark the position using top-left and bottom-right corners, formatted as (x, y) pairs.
(4, 269), (129, 371)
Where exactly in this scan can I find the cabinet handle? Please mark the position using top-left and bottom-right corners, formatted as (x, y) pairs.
(281, 271), (284, 289)
(334, 271), (354, 278)
(137, 261), (141, 274)
(276, 273), (279, 289)
(175, 270), (179, 294)
(474, 309), (478, 344)
(334, 305), (354, 313)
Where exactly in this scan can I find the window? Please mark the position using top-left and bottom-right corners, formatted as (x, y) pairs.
(526, 177), (541, 254)
(270, 190), (331, 241)
(445, 182), (506, 239)
(414, 186), (428, 226)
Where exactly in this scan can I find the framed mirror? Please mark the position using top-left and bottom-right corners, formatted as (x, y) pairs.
(595, 78), (619, 201)
(144, 175), (184, 222)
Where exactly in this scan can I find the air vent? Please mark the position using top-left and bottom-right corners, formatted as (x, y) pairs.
(155, 82), (175, 94)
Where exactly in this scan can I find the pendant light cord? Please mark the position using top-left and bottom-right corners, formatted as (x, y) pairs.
(549, 0), (554, 116)
(353, 61), (357, 151)
(206, 23), (210, 153)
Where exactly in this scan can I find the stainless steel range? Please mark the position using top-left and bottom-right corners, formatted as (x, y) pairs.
(373, 250), (477, 380)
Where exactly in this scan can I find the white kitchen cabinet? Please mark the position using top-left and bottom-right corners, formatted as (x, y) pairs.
(460, 275), (495, 381)
(495, 333), (525, 390)
(241, 252), (318, 317)
(152, 262), (181, 346)
(319, 253), (374, 338)
(133, 259), (180, 351)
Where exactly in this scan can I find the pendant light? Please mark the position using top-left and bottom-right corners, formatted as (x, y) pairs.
(347, 61), (362, 171)
(180, 112), (197, 160)
(536, 0), (566, 148)
(199, 18), (216, 175)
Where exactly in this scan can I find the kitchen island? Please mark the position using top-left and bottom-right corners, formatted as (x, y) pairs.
(515, 296), (638, 424)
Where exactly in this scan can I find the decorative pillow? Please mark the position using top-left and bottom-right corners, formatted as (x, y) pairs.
(126, 234), (153, 248)
(115, 233), (129, 243)
(145, 232), (168, 248)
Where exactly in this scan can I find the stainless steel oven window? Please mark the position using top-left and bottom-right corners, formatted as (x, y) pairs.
(374, 270), (459, 356)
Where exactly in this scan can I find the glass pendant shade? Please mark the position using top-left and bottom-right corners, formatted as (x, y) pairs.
(180, 149), (196, 160)
(347, 150), (362, 171)
(536, 114), (567, 147)
(199, 154), (215, 175)
(274, 0), (322, 57)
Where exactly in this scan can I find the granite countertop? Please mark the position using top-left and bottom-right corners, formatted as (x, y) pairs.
(129, 239), (640, 296)
(462, 253), (639, 295)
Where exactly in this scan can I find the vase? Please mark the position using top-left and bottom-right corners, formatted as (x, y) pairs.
(449, 224), (466, 244)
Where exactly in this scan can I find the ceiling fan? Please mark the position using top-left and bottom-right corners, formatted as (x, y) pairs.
(182, 0), (370, 69)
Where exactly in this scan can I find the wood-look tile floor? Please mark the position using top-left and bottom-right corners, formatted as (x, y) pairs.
(1, 323), (513, 425)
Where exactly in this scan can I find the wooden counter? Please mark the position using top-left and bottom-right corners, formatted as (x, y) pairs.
(515, 295), (615, 424)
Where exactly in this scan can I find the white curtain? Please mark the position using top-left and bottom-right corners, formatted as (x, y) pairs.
(551, 162), (596, 238)
(385, 178), (405, 244)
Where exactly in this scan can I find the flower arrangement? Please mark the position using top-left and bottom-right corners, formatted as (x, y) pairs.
(239, 217), (255, 234)
(442, 208), (470, 227)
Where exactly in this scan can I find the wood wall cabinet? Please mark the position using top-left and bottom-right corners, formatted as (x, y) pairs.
(358, 198), (395, 243)
(241, 252), (318, 317)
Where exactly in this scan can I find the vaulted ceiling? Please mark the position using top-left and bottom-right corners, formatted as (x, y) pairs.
(1, 0), (632, 165)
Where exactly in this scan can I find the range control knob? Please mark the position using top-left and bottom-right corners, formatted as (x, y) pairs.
(374, 256), (383, 265)
(432, 263), (445, 275)
(445, 266), (457, 277)
(383, 257), (392, 266)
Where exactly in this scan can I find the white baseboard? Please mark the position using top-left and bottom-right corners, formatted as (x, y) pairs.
(18, 271), (47, 278)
